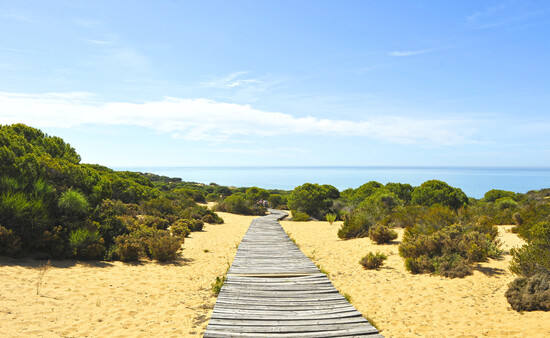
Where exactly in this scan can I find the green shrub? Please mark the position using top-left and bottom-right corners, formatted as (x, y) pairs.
(171, 220), (191, 238)
(215, 195), (265, 216)
(201, 213), (223, 224)
(206, 192), (221, 202)
(325, 213), (337, 224)
(58, 189), (89, 216)
(69, 227), (105, 260)
(0, 225), (22, 256)
(411, 180), (468, 210)
(509, 222), (550, 277)
(505, 271), (550, 311)
(484, 189), (516, 202)
(433, 254), (472, 278)
(368, 224), (398, 244)
(292, 211), (310, 221)
(140, 215), (170, 229)
(114, 234), (144, 262)
(287, 183), (339, 219)
(146, 231), (182, 262)
(359, 252), (387, 269)
(495, 197), (518, 210)
(337, 211), (374, 239)
(399, 223), (501, 278)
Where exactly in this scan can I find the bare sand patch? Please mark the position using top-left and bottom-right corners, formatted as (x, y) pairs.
(0, 212), (255, 337)
(281, 220), (550, 337)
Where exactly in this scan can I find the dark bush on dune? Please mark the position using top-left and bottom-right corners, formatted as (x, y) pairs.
(0, 225), (22, 256)
(368, 224), (398, 244)
(338, 211), (374, 239)
(114, 234), (144, 262)
(360, 252), (387, 269)
(505, 271), (550, 311)
(170, 220), (191, 238)
(399, 219), (501, 278)
(146, 231), (182, 262)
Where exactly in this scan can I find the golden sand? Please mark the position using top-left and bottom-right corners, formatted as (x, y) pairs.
(0, 212), (256, 337)
(280, 221), (550, 337)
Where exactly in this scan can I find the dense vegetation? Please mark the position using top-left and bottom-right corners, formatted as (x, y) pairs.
(0, 124), (224, 262)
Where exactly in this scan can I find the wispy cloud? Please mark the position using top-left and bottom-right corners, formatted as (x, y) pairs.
(202, 71), (263, 89)
(85, 39), (114, 45)
(2, 10), (34, 23)
(388, 49), (434, 57)
(0, 91), (477, 146)
(466, 2), (548, 30)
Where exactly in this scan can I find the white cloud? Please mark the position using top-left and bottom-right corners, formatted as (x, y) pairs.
(388, 49), (433, 57)
(0, 91), (476, 145)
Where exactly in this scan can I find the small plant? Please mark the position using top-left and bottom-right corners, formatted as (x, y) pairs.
(211, 276), (226, 295)
(36, 259), (51, 295)
(292, 211), (310, 221)
(343, 292), (352, 303)
(171, 220), (191, 238)
(368, 224), (398, 244)
(325, 213), (337, 224)
(360, 252), (387, 270)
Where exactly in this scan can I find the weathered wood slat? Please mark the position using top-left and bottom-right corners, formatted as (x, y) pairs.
(204, 209), (382, 337)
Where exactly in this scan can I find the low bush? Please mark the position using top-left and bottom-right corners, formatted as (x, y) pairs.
(505, 271), (550, 311)
(202, 213), (223, 224)
(368, 224), (398, 244)
(0, 225), (22, 256)
(325, 213), (337, 224)
(171, 220), (191, 238)
(399, 223), (501, 278)
(337, 211), (374, 239)
(114, 234), (144, 262)
(205, 192), (221, 202)
(69, 227), (106, 260)
(146, 231), (182, 262)
(140, 215), (170, 230)
(360, 252), (387, 269)
(291, 211), (310, 221)
(212, 276), (226, 295)
(215, 195), (266, 216)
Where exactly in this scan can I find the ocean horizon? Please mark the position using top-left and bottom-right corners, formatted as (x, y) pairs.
(114, 166), (550, 198)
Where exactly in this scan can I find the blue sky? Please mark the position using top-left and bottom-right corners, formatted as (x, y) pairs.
(1, 0), (549, 167)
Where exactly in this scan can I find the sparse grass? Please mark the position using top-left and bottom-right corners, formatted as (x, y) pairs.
(343, 292), (352, 303)
(36, 259), (51, 296)
(211, 276), (225, 295)
(325, 213), (337, 224)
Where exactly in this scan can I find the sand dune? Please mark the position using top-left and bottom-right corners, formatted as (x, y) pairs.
(280, 221), (550, 337)
(0, 212), (256, 337)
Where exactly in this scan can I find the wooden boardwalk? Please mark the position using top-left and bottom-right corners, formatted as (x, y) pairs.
(204, 210), (382, 337)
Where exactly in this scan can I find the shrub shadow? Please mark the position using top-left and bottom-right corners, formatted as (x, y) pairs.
(474, 264), (506, 276)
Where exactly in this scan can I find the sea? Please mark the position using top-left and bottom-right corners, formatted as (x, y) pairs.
(115, 166), (550, 199)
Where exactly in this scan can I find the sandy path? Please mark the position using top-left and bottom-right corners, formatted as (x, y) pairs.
(0, 212), (256, 337)
(280, 221), (550, 337)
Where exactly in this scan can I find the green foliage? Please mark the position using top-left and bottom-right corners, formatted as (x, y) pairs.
(351, 181), (383, 204)
(495, 197), (518, 210)
(0, 225), (22, 256)
(484, 189), (516, 202)
(146, 231), (182, 262)
(114, 234), (144, 262)
(411, 180), (468, 210)
(505, 271), (550, 311)
(215, 194), (265, 215)
(359, 252), (387, 269)
(385, 182), (414, 204)
(212, 276), (226, 295)
(291, 211), (310, 221)
(268, 194), (285, 208)
(58, 189), (89, 216)
(509, 222), (550, 277)
(325, 213), (337, 224)
(287, 183), (339, 219)
(399, 222), (501, 278)
(206, 192), (221, 202)
(369, 224), (398, 244)
(171, 220), (191, 238)
(245, 187), (269, 202)
(337, 211), (374, 239)
(69, 227), (105, 260)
